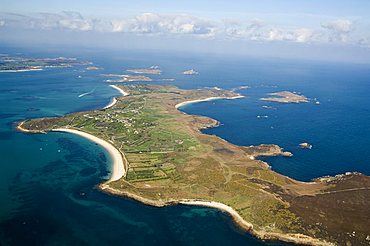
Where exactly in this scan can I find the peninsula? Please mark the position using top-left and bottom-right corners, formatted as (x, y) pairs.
(17, 84), (370, 246)
(260, 91), (309, 103)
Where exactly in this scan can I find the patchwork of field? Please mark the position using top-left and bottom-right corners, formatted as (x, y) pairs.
(20, 84), (370, 246)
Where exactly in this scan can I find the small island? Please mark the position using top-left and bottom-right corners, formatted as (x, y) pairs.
(182, 69), (199, 75)
(127, 66), (162, 74)
(86, 66), (101, 70)
(299, 142), (313, 149)
(17, 84), (370, 246)
(260, 91), (309, 103)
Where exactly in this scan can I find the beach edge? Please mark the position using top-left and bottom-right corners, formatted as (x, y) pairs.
(15, 88), (333, 246)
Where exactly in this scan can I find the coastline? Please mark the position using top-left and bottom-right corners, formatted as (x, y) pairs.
(103, 97), (117, 109)
(52, 128), (127, 182)
(16, 121), (46, 133)
(175, 95), (245, 109)
(109, 84), (129, 96)
(103, 85), (130, 109)
(53, 85), (130, 181)
(16, 86), (334, 246)
(98, 92), (332, 246)
(17, 84), (130, 182)
(99, 186), (333, 246)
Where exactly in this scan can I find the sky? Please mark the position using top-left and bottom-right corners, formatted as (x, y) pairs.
(1, 0), (370, 62)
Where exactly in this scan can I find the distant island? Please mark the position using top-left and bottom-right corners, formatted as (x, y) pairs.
(0, 55), (91, 72)
(182, 69), (199, 75)
(17, 84), (370, 246)
(101, 74), (152, 82)
(86, 66), (101, 70)
(127, 66), (162, 74)
(260, 91), (309, 103)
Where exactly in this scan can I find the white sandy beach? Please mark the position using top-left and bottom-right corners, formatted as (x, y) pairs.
(52, 128), (126, 182)
(109, 84), (129, 96)
(54, 85), (129, 182)
(103, 85), (129, 109)
(175, 95), (244, 109)
(179, 200), (253, 230)
(103, 97), (117, 109)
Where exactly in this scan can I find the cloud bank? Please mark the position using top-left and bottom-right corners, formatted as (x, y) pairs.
(0, 11), (367, 47)
(321, 19), (353, 42)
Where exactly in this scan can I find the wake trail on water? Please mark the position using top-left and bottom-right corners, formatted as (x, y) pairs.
(78, 88), (96, 98)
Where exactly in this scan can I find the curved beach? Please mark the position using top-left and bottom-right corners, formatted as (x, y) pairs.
(17, 85), (130, 182)
(110, 84), (129, 96)
(99, 93), (331, 246)
(175, 95), (244, 109)
(52, 128), (126, 182)
(103, 85), (129, 109)
(179, 200), (253, 230)
(103, 97), (117, 109)
(100, 186), (332, 246)
(16, 84), (349, 245)
(59, 85), (129, 181)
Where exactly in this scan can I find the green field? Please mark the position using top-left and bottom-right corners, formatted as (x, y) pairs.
(20, 84), (370, 246)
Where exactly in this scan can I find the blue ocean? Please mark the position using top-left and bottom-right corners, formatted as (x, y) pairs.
(0, 46), (369, 245)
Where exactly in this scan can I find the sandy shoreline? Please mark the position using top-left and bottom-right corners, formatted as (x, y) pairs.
(109, 84), (129, 96)
(16, 86), (331, 245)
(99, 186), (332, 246)
(180, 200), (331, 245)
(54, 86), (130, 181)
(98, 92), (331, 246)
(52, 128), (127, 182)
(16, 121), (46, 133)
(103, 85), (129, 109)
(17, 85), (130, 182)
(175, 95), (244, 109)
(103, 97), (117, 109)
(179, 200), (254, 230)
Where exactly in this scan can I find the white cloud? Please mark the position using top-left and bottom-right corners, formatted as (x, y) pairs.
(321, 19), (353, 32)
(292, 28), (316, 43)
(266, 28), (284, 41)
(58, 19), (93, 31)
(111, 13), (216, 37)
(321, 19), (353, 42)
(0, 11), (98, 31)
(254, 27), (317, 43)
(222, 19), (266, 40)
(39, 11), (95, 31)
(0, 12), (366, 47)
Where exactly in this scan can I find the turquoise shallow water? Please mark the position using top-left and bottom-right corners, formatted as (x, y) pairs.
(0, 47), (287, 246)
(1, 46), (369, 245)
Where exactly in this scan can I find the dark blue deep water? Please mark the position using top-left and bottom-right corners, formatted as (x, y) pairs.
(0, 46), (369, 245)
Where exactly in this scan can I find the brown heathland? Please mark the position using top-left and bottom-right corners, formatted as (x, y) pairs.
(18, 84), (370, 245)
